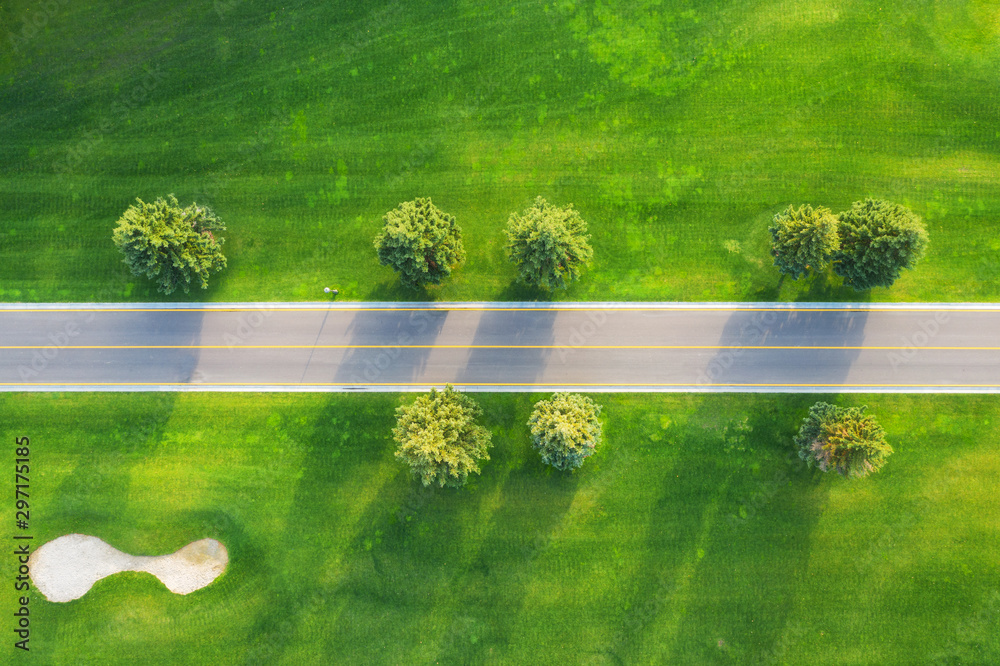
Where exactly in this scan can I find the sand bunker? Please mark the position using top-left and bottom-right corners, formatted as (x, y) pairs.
(28, 535), (227, 603)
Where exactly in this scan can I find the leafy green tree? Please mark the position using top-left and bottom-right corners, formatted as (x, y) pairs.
(374, 198), (465, 288)
(505, 196), (593, 290)
(112, 195), (226, 294)
(393, 384), (492, 488)
(794, 402), (893, 479)
(833, 199), (929, 290)
(528, 393), (603, 471)
(768, 204), (839, 280)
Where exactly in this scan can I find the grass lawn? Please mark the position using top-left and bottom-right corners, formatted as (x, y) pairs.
(3, 391), (998, 664)
(1, 0), (999, 303)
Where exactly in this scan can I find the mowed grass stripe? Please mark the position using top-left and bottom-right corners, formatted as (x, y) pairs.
(4, 393), (999, 663)
(1, 1), (998, 303)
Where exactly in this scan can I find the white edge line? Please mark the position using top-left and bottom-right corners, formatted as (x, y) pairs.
(3, 385), (1000, 394)
(2, 301), (1000, 311)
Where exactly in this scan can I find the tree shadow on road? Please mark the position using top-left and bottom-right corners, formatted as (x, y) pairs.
(456, 309), (557, 387)
(333, 308), (449, 386)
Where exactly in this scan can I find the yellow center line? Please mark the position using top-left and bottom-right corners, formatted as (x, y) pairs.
(1, 382), (998, 388)
(1, 344), (998, 350)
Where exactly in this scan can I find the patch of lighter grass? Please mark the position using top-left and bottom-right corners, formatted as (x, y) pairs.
(929, 0), (1000, 53)
(891, 150), (1000, 191)
(746, 0), (845, 35)
(125, 435), (297, 520)
(916, 449), (1000, 543)
(283, 462), (401, 656)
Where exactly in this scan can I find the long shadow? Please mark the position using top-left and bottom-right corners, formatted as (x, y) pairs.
(432, 396), (578, 662)
(456, 309), (557, 386)
(602, 394), (830, 664)
(698, 297), (872, 390)
(319, 392), (578, 663)
(48, 392), (179, 538)
(93, 309), (204, 385)
(176, 506), (262, 607)
(667, 394), (831, 663)
(311, 422), (506, 659)
(242, 394), (400, 663)
(792, 272), (871, 303)
(143, 309), (205, 384)
(363, 280), (434, 302)
(493, 280), (554, 303)
(333, 308), (448, 386)
(12, 308), (204, 387)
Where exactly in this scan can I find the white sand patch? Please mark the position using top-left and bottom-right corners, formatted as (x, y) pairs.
(28, 534), (228, 603)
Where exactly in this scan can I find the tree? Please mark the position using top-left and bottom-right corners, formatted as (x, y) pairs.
(393, 384), (492, 488)
(528, 393), (603, 471)
(505, 196), (593, 290)
(112, 195), (226, 294)
(794, 402), (893, 479)
(833, 199), (928, 290)
(768, 204), (839, 280)
(374, 198), (465, 288)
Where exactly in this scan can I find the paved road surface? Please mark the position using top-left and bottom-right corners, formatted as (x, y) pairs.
(1, 303), (998, 392)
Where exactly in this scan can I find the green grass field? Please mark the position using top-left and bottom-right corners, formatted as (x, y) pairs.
(3, 391), (998, 664)
(1, 0), (998, 302)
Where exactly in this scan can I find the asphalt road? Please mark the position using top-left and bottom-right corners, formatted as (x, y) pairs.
(1, 303), (998, 392)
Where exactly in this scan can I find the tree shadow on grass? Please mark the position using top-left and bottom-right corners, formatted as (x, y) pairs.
(493, 280), (555, 303)
(431, 397), (579, 663)
(241, 394), (401, 663)
(315, 460), (493, 662)
(363, 279), (435, 302)
(745, 278), (783, 302)
(746, 270), (872, 304)
(48, 393), (180, 539)
(671, 394), (830, 664)
(315, 393), (579, 663)
(586, 394), (831, 665)
(791, 272), (868, 303)
(177, 506), (263, 609)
